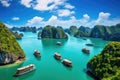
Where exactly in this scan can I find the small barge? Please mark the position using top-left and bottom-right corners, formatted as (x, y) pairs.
(54, 52), (62, 60)
(82, 48), (90, 54)
(34, 50), (41, 57)
(14, 64), (35, 77)
(86, 43), (94, 46)
(56, 41), (62, 46)
(62, 59), (72, 67)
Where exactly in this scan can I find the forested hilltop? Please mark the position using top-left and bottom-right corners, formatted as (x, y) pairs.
(90, 23), (120, 41)
(0, 22), (25, 65)
(87, 42), (120, 80)
(10, 23), (120, 41)
(67, 23), (120, 41)
(40, 25), (68, 39)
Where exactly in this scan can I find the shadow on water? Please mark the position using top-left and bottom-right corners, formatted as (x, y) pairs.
(54, 59), (62, 64)
(89, 38), (108, 47)
(34, 56), (41, 61)
(0, 62), (24, 80)
(82, 53), (90, 56)
(63, 65), (73, 71)
(15, 70), (36, 80)
(41, 39), (68, 47)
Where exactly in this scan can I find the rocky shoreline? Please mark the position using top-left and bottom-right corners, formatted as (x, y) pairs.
(86, 42), (120, 80)
(0, 58), (25, 66)
(0, 22), (25, 66)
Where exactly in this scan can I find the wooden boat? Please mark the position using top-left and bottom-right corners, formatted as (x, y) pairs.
(56, 41), (62, 46)
(62, 59), (72, 67)
(34, 50), (41, 57)
(86, 43), (94, 46)
(82, 48), (90, 54)
(54, 52), (61, 60)
(14, 64), (35, 77)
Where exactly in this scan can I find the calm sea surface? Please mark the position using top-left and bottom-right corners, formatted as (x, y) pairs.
(0, 32), (108, 80)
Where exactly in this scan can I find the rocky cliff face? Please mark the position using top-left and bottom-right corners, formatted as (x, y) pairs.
(11, 26), (37, 33)
(12, 31), (24, 40)
(78, 26), (91, 37)
(0, 22), (25, 65)
(41, 25), (68, 39)
(68, 26), (79, 35)
(68, 26), (91, 37)
(109, 33), (120, 41)
(90, 25), (106, 38)
(87, 42), (120, 80)
(90, 24), (120, 41)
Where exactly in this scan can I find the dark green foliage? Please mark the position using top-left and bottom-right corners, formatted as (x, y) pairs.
(78, 26), (91, 37)
(90, 25), (109, 38)
(12, 31), (23, 40)
(68, 26), (91, 37)
(87, 42), (120, 80)
(90, 23), (120, 41)
(41, 25), (68, 39)
(11, 26), (37, 33)
(0, 22), (25, 64)
(68, 26), (78, 35)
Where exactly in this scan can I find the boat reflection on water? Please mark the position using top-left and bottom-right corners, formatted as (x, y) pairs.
(14, 64), (35, 77)
(41, 39), (68, 47)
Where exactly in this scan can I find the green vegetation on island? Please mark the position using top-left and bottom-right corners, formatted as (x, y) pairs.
(90, 23), (120, 41)
(0, 22), (25, 65)
(68, 26), (91, 37)
(12, 31), (24, 40)
(40, 25), (68, 39)
(11, 26), (37, 33)
(67, 23), (120, 41)
(87, 42), (120, 80)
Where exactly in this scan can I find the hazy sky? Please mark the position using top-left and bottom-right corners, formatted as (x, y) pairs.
(0, 0), (120, 28)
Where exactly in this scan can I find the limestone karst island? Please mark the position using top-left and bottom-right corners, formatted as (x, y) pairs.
(0, 0), (120, 80)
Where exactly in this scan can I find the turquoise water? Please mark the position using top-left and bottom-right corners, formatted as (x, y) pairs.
(0, 32), (108, 80)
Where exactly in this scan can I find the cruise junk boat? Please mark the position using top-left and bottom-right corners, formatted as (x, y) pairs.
(62, 59), (72, 67)
(34, 50), (41, 57)
(54, 52), (62, 60)
(82, 48), (90, 54)
(14, 64), (35, 77)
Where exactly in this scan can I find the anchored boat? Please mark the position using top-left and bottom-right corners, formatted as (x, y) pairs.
(54, 52), (62, 60)
(14, 64), (35, 77)
(62, 59), (72, 67)
(86, 43), (94, 46)
(82, 48), (90, 54)
(56, 41), (62, 46)
(34, 50), (41, 57)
